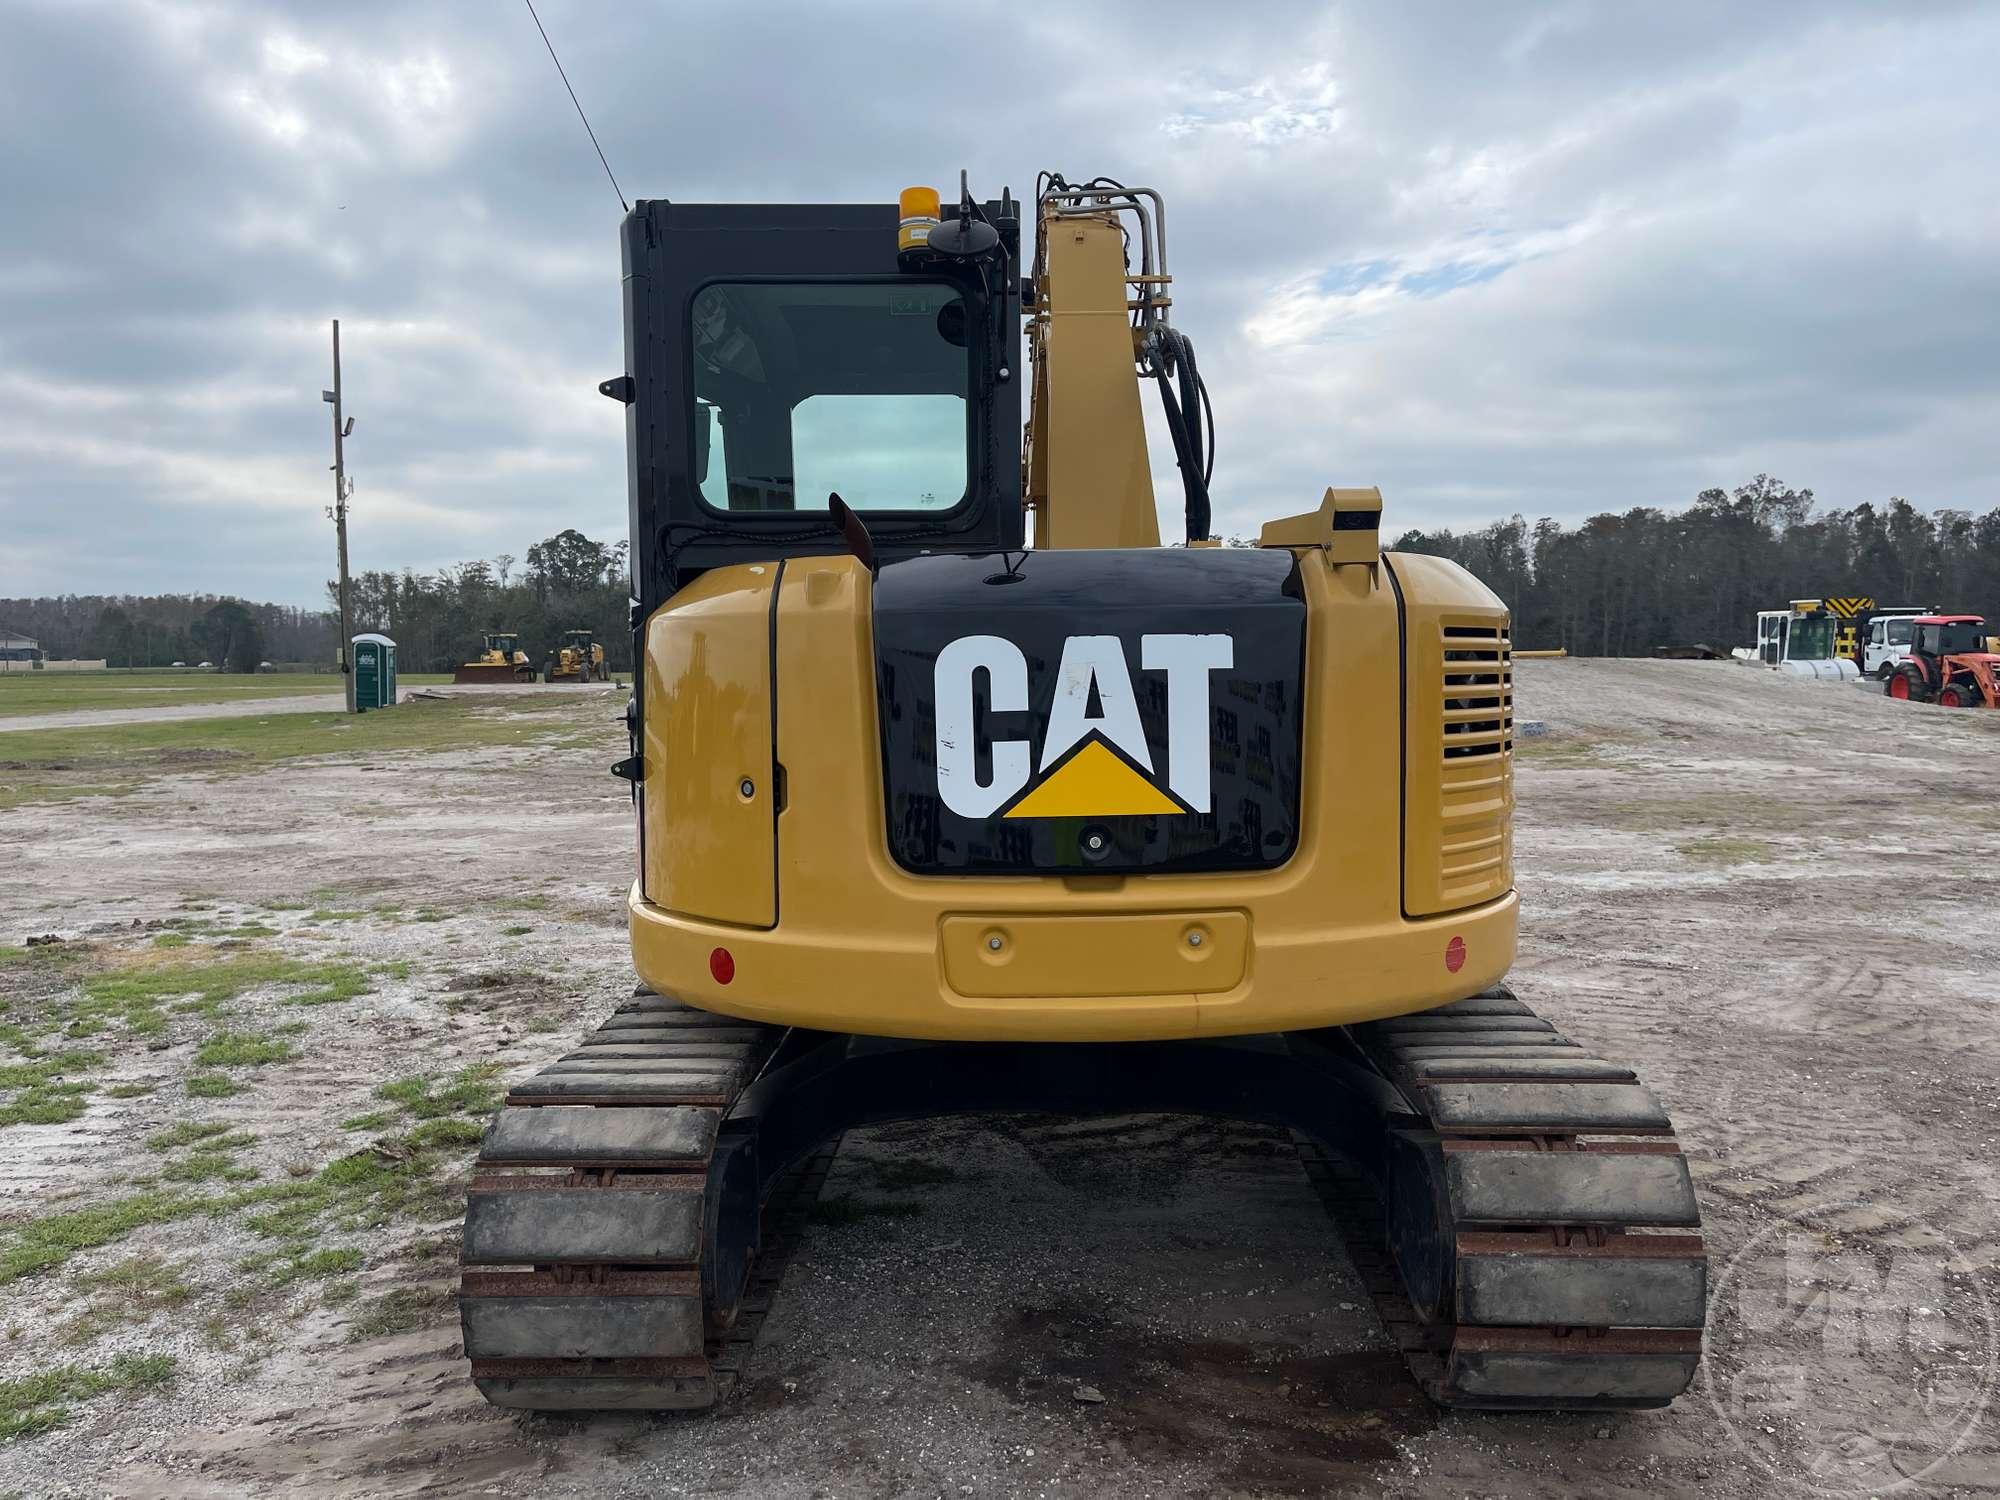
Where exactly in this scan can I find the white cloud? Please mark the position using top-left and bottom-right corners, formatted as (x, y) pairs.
(0, 0), (1995, 602)
(1160, 63), (1344, 144)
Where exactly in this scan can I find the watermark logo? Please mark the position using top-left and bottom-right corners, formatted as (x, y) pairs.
(1705, 1204), (1996, 1494)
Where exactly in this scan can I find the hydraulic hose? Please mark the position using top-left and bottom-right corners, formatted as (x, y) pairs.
(1153, 329), (1212, 543)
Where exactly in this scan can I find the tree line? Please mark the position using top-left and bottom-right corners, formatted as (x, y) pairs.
(341, 527), (633, 674)
(1391, 476), (2000, 655)
(15, 497), (1997, 671)
(0, 594), (327, 670)
(3, 528), (632, 675)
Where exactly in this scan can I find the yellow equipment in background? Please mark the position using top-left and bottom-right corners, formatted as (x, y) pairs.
(545, 629), (606, 683)
(457, 173), (1706, 1419)
(451, 632), (535, 685)
(1818, 594), (1873, 662)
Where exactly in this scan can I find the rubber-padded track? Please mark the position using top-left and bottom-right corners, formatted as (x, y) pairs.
(459, 982), (1705, 1414)
(458, 989), (801, 1410)
(1301, 984), (1707, 1410)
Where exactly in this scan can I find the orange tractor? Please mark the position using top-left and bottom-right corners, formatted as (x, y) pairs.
(1883, 615), (1999, 707)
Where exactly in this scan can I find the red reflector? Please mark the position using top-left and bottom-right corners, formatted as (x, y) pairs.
(709, 947), (735, 985)
(1444, 936), (1467, 974)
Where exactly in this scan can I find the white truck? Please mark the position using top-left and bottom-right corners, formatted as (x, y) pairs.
(1857, 606), (1935, 678)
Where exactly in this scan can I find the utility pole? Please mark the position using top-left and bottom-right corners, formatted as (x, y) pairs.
(323, 320), (356, 713)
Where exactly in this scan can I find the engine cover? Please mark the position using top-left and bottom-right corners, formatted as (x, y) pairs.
(873, 549), (1305, 875)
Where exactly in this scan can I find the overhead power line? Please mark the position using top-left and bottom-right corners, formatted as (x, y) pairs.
(521, 0), (628, 213)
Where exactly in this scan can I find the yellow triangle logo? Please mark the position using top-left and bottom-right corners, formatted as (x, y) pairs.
(1001, 738), (1184, 818)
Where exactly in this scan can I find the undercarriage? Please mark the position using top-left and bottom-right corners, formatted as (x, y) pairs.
(458, 984), (1705, 1412)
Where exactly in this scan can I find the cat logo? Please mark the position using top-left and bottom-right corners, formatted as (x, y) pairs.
(933, 633), (1233, 820)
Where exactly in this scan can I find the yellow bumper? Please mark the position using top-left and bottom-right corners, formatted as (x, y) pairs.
(629, 882), (1516, 1042)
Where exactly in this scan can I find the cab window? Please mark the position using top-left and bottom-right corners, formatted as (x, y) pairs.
(691, 282), (971, 514)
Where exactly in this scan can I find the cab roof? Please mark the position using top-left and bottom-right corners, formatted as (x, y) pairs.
(1913, 614), (1984, 625)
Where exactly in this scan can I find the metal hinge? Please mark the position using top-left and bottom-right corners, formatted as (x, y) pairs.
(610, 755), (643, 783)
(599, 375), (635, 404)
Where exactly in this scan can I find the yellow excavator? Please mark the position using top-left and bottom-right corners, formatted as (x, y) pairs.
(452, 632), (537, 685)
(457, 174), (1705, 1414)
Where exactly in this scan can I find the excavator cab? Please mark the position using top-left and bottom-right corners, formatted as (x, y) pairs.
(459, 177), (1706, 1418)
(609, 196), (1023, 585)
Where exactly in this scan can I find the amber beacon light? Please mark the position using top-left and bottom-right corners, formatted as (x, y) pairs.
(898, 185), (941, 254)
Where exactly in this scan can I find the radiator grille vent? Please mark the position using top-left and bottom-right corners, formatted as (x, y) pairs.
(1415, 619), (1514, 910)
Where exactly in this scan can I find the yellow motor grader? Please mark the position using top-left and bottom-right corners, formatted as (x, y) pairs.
(544, 629), (606, 683)
(456, 174), (1706, 1415)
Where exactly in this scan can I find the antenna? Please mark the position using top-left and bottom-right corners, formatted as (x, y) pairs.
(521, 0), (629, 213)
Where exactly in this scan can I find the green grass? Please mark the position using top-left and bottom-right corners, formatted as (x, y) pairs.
(0, 1049), (104, 1088)
(0, 1191), (213, 1284)
(0, 670), (457, 717)
(147, 1126), (259, 1185)
(103, 1082), (155, 1099)
(499, 925), (532, 937)
(61, 1256), (193, 1345)
(0, 672), (344, 718)
(340, 1110), (395, 1132)
(193, 1031), (296, 1068)
(0, 1085), (88, 1128)
(1677, 835), (1780, 865)
(404, 1117), (485, 1150)
(0, 1062), (501, 1288)
(235, 1147), (461, 1241)
(146, 1121), (242, 1151)
(184, 1073), (241, 1099)
(76, 1255), (191, 1302)
(73, 952), (374, 1036)
(0, 1045), (100, 1128)
(0, 945), (337, 1087)
(0, 692), (620, 810)
(323, 1277), (360, 1307)
(238, 1244), (361, 1289)
(4, 1153), (437, 1286)
(162, 1153), (259, 1184)
(373, 1063), (505, 1120)
(0, 1353), (176, 1441)
(346, 1286), (453, 1343)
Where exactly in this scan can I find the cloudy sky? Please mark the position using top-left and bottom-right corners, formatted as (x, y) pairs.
(2, 0), (1995, 607)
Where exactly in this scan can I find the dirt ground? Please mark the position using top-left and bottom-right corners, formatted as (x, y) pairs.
(1, 660), (1997, 1498)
